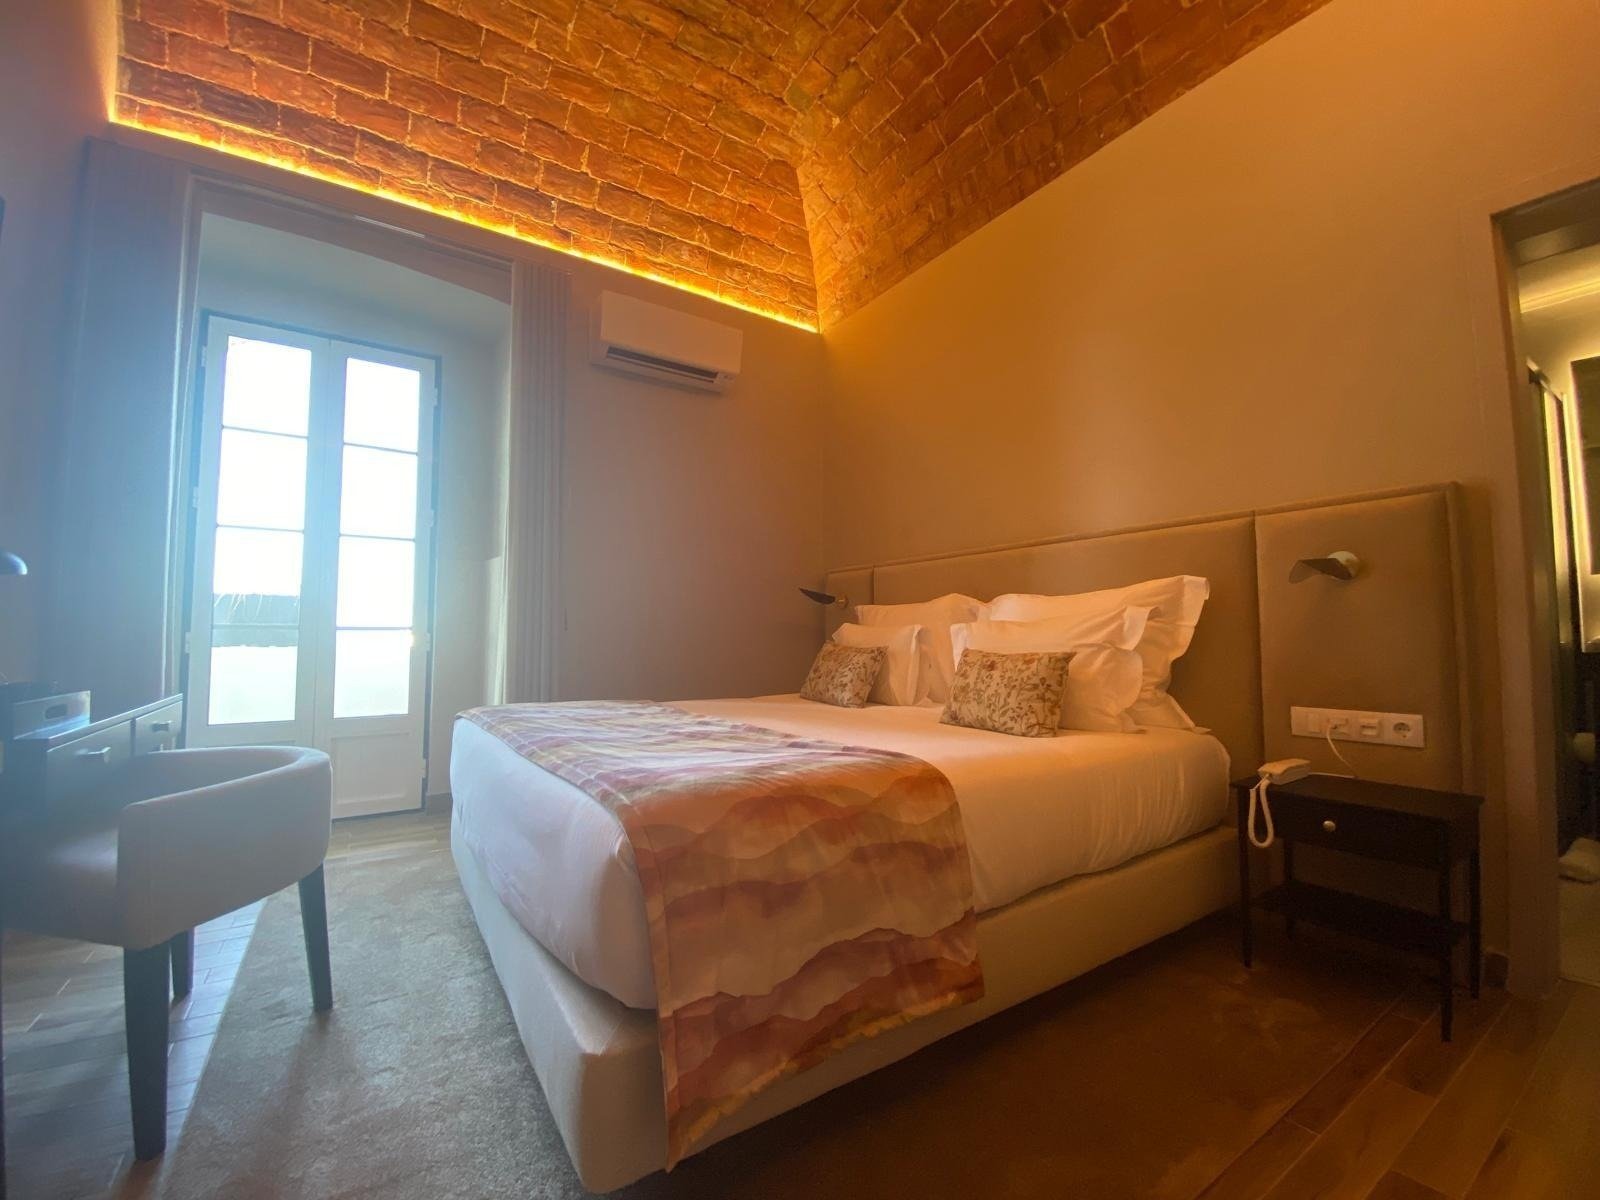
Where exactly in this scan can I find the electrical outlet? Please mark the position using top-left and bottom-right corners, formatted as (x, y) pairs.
(1290, 706), (1426, 749)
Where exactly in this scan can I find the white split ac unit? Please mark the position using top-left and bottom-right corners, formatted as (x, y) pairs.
(589, 290), (743, 392)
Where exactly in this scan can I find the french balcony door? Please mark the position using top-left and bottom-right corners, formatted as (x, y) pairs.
(186, 315), (437, 817)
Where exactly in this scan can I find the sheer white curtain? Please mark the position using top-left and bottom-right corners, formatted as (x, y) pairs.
(498, 261), (568, 703)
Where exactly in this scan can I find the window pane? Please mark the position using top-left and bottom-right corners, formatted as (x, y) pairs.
(222, 337), (311, 435)
(344, 358), (421, 451)
(212, 527), (302, 598)
(337, 536), (414, 628)
(334, 629), (412, 718)
(217, 430), (306, 530)
(340, 445), (416, 538)
(208, 646), (298, 725)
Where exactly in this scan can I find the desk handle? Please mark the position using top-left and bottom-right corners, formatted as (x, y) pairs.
(149, 721), (173, 733)
(1322, 819), (1337, 833)
(75, 746), (113, 763)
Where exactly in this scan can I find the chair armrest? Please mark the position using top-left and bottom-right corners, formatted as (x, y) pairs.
(115, 748), (332, 948)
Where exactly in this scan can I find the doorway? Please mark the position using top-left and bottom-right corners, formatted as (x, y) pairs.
(1507, 186), (1600, 987)
(177, 198), (514, 819)
(185, 314), (438, 818)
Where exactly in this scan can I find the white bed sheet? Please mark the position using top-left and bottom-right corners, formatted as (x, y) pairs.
(450, 696), (1231, 1010)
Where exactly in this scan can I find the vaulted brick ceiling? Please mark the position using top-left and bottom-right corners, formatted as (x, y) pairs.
(117, 0), (1329, 328)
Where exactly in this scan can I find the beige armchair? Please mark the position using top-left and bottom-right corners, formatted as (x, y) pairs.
(1, 745), (333, 1161)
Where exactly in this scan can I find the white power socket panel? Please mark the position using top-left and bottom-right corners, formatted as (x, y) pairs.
(1290, 706), (1426, 749)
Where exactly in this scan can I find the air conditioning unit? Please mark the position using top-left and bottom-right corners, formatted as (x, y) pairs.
(590, 290), (743, 392)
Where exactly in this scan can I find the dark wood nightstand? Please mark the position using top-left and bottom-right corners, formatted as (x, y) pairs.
(1232, 773), (1483, 1041)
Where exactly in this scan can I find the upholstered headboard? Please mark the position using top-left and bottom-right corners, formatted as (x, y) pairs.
(824, 484), (1473, 790)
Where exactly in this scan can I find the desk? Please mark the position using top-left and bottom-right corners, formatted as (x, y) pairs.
(0, 695), (183, 1199)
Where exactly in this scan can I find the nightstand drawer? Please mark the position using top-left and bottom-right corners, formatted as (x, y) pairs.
(1268, 794), (1441, 866)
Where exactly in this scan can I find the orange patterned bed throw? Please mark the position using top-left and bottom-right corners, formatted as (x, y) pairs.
(462, 701), (984, 1166)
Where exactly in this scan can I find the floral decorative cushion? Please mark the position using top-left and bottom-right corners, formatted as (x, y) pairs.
(800, 643), (887, 708)
(940, 648), (1074, 737)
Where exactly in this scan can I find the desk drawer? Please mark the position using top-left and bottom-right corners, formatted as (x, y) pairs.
(133, 699), (182, 755)
(43, 721), (133, 805)
(1270, 794), (1442, 867)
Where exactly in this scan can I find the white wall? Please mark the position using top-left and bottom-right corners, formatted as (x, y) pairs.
(1522, 293), (1600, 407)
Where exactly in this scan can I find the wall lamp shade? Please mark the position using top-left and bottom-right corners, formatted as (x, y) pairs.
(0, 549), (27, 576)
(799, 587), (849, 609)
(1289, 550), (1362, 583)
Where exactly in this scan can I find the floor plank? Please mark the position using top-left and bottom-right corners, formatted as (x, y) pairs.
(1195, 1119), (1316, 1200)
(1461, 983), (1600, 1200)
(1390, 983), (1575, 1197)
(1261, 1078), (1434, 1200)
(1289, 1008), (1420, 1133)
(1383, 987), (1506, 1098)
(1366, 1171), (1452, 1200)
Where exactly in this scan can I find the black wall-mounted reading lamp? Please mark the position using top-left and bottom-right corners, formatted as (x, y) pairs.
(1289, 550), (1362, 583)
(799, 587), (849, 609)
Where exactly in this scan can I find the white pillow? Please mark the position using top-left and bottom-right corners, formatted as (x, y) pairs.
(951, 620), (1145, 732)
(988, 576), (1209, 729)
(854, 593), (987, 703)
(831, 622), (924, 706)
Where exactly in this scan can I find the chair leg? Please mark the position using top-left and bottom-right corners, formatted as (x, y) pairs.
(169, 929), (194, 1000)
(123, 943), (170, 1161)
(298, 865), (334, 1013)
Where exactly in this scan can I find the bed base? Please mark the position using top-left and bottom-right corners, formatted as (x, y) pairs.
(452, 811), (1237, 1194)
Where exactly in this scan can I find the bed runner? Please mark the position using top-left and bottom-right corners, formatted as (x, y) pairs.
(462, 702), (984, 1166)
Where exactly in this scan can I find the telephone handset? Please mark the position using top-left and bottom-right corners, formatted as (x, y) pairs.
(1246, 758), (1312, 849)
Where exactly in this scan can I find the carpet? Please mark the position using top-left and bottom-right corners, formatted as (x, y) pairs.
(146, 844), (1411, 1199)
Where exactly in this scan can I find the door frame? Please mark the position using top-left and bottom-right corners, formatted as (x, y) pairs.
(179, 308), (442, 816)
(1476, 157), (1600, 998)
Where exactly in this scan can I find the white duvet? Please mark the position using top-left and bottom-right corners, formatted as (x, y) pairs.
(450, 695), (1231, 1009)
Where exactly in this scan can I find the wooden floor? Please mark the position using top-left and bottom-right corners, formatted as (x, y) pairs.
(3, 806), (1597, 1200)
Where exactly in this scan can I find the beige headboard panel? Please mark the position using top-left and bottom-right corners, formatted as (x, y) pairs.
(824, 484), (1471, 788)
(828, 514), (1265, 773)
(1256, 487), (1472, 790)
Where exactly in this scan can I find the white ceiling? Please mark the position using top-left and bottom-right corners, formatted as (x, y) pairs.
(1519, 241), (1600, 314)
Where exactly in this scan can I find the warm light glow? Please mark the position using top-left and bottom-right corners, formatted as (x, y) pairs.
(114, 118), (820, 333)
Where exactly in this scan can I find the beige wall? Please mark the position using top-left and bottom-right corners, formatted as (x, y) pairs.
(821, 0), (1600, 978)
(559, 271), (827, 703)
(0, 0), (115, 679)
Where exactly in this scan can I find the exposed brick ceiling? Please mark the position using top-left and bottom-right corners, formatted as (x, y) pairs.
(117, 0), (1330, 328)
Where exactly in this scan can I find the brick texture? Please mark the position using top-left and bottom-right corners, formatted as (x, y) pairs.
(117, 0), (1330, 327)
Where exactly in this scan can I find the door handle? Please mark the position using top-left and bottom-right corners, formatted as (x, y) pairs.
(149, 721), (173, 733)
(75, 746), (114, 763)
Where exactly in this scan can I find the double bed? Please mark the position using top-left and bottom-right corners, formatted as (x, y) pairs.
(448, 484), (1472, 1193)
(452, 698), (1231, 1011)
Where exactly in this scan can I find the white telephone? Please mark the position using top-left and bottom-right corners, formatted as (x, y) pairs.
(1246, 758), (1313, 849)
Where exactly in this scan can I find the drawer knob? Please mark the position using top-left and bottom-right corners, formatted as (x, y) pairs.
(75, 746), (113, 763)
(149, 721), (173, 733)
(1322, 818), (1337, 833)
